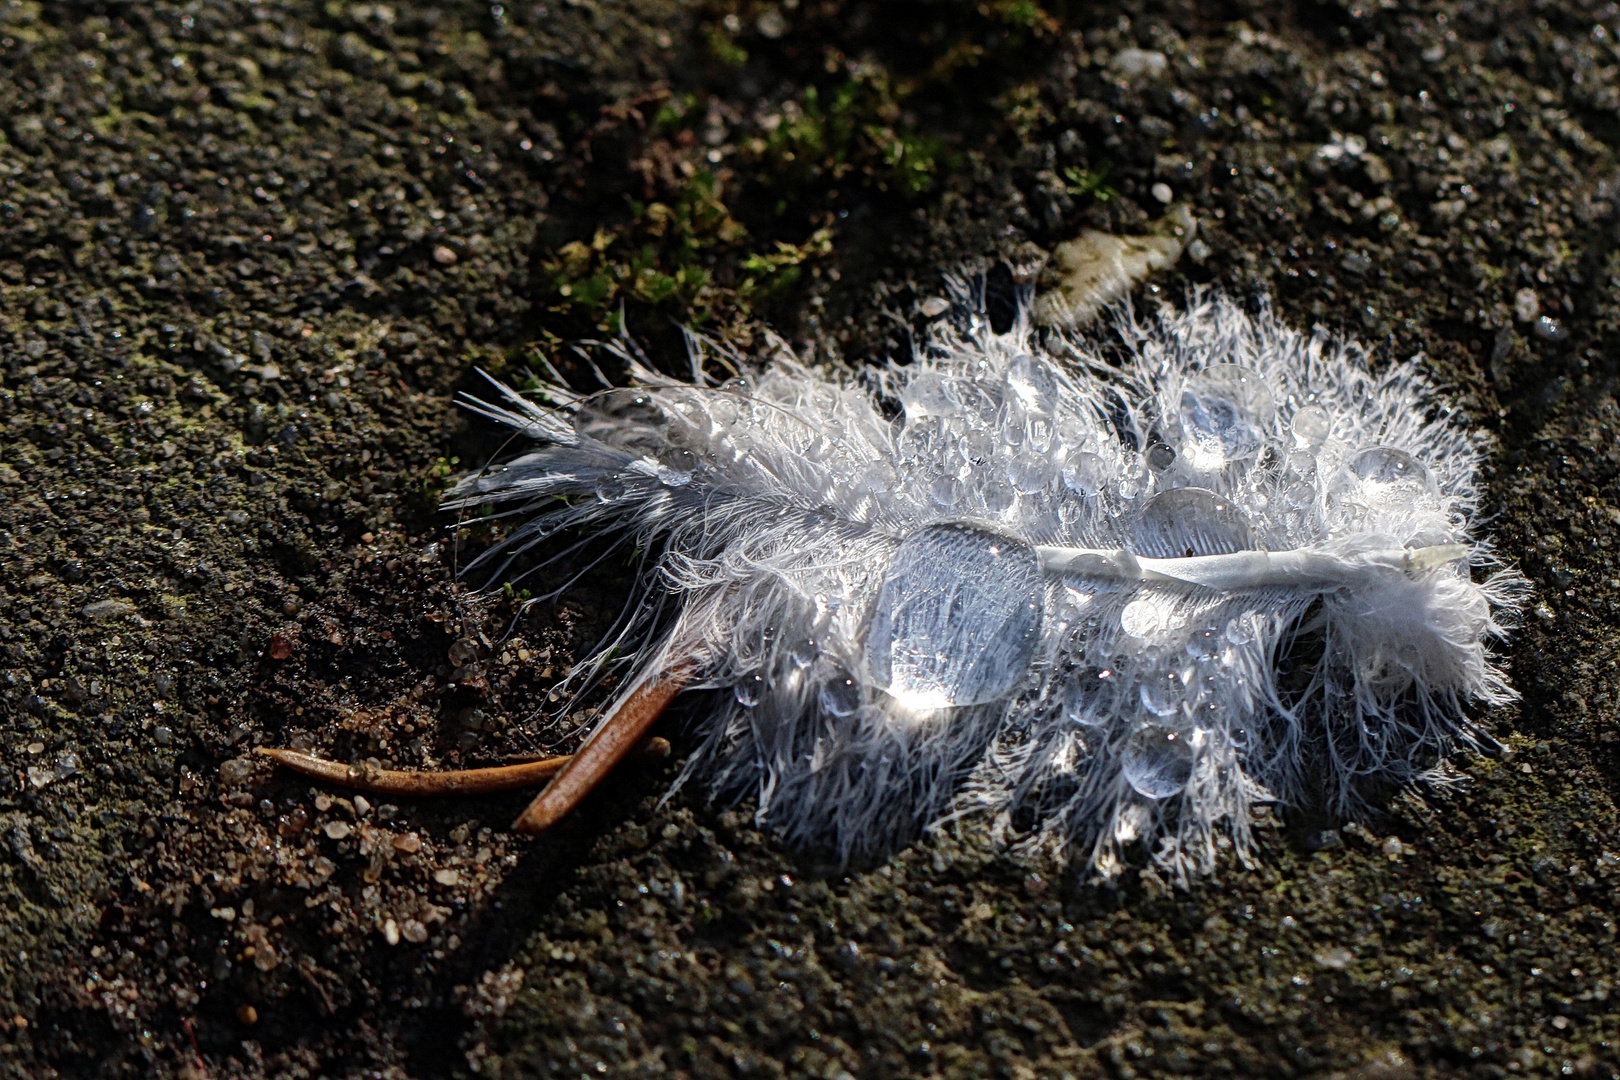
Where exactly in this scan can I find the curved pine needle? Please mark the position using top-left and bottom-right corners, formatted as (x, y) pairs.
(255, 737), (671, 798)
(514, 670), (689, 834)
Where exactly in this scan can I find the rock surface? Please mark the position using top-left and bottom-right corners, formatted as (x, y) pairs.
(1, 0), (1619, 1077)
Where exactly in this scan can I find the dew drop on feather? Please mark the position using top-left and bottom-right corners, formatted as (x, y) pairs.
(865, 522), (1043, 709)
(1122, 724), (1196, 799)
(1291, 404), (1331, 447)
(789, 637), (818, 669)
(1062, 676), (1113, 729)
(1139, 671), (1186, 717)
(819, 674), (861, 717)
(901, 371), (955, 419)
(1129, 487), (1257, 558)
(1119, 593), (1187, 641)
(1006, 454), (1053, 494)
(1061, 451), (1106, 496)
(1178, 364), (1275, 464)
(1005, 354), (1057, 414)
(1347, 446), (1436, 508)
(1185, 625), (1222, 661)
(735, 673), (764, 707)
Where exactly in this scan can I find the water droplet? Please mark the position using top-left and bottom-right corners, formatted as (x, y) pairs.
(594, 476), (625, 502)
(1286, 449), (1317, 477)
(930, 474), (959, 507)
(1225, 616), (1254, 645)
(708, 397), (738, 427)
(1122, 724), (1195, 799)
(790, 637), (818, 668)
(1185, 626), (1222, 661)
(1005, 454), (1052, 494)
(1061, 451), (1106, 496)
(865, 522), (1044, 709)
(819, 674), (861, 717)
(1120, 594), (1187, 640)
(734, 673), (764, 707)
(1006, 353), (1057, 414)
(1026, 416), (1055, 452)
(1283, 481), (1315, 510)
(1178, 365), (1275, 465)
(1347, 446), (1437, 507)
(1130, 487), (1257, 558)
(1062, 670), (1118, 729)
(1146, 442), (1177, 471)
(1139, 671), (1186, 717)
(980, 480), (1016, 514)
(1291, 404), (1331, 447)
(902, 370), (955, 419)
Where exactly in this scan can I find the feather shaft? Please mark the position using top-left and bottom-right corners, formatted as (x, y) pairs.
(1036, 543), (1469, 589)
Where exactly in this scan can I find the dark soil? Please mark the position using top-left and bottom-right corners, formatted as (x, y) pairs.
(2, 0), (1620, 1077)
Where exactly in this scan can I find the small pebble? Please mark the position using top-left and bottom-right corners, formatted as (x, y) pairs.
(324, 821), (352, 840)
(237, 1004), (258, 1025)
(1150, 182), (1172, 204)
(1513, 287), (1539, 323)
(384, 918), (400, 946)
(432, 246), (458, 266)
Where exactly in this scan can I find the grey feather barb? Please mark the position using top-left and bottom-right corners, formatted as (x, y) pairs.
(437, 286), (1523, 883)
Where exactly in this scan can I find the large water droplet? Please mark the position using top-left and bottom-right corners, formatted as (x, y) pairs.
(1121, 723), (1196, 799)
(1224, 616), (1254, 645)
(1129, 487), (1257, 558)
(708, 397), (739, 427)
(1178, 365), (1275, 465)
(1347, 446), (1436, 508)
(865, 522), (1044, 709)
(657, 465), (693, 487)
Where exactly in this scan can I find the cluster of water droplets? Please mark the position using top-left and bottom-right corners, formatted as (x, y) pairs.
(867, 334), (1459, 806)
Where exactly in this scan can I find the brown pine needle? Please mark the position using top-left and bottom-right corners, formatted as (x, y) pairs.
(513, 669), (689, 834)
(255, 737), (671, 798)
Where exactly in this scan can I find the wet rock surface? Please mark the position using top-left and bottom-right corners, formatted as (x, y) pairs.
(0, 0), (1618, 1076)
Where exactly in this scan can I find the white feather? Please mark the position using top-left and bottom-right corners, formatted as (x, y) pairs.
(447, 288), (1524, 882)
